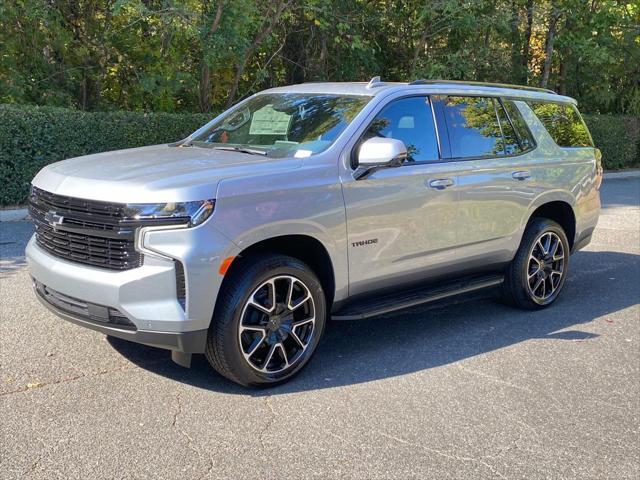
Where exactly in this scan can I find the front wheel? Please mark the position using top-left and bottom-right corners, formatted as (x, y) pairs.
(503, 218), (570, 310)
(205, 253), (326, 387)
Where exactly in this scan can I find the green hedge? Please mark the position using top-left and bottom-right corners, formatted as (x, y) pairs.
(0, 105), (211, 206)
(583, 114), (640, 170)
(0, 104), (638, 206)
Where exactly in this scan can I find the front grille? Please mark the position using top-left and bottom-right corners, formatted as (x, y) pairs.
(30, 186), (127, 218)
(29, 187), (142, 271)
(34, 280), (137, 331)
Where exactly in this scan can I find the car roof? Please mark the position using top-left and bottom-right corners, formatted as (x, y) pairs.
(261, 78), (576, 104)
(262, 81), (401, 96)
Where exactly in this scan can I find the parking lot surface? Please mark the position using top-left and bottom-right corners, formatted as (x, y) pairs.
(1, 178), (638, 479)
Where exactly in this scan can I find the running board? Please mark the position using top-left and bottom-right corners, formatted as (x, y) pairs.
(331, 274), (504, 321)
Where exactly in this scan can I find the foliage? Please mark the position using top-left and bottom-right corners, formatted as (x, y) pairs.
(583, 114), (640, 170)
(0, 104), (210, 205)
(0, 104), (637, 206)
(1, 1), (637, 115)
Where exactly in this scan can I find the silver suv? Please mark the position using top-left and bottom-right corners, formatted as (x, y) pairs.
(27, 78), (602, 387)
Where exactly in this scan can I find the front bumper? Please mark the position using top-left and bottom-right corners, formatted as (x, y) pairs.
(26, 220), (239, 351)
(33, 279), (207, 353)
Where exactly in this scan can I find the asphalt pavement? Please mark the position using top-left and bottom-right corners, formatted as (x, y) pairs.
(1, 178), (638, 479)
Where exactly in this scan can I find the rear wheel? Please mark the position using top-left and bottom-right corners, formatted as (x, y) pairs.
(205, 253), (326, 387)
(503, 218), (570, 309)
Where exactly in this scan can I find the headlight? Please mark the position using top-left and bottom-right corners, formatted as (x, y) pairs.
(123, 200), (215, 228)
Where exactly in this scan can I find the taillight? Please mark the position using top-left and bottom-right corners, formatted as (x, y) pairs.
(594, 148), (603, 190)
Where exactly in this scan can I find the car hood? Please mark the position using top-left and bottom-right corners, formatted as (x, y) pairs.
(32, 144), (302, 203)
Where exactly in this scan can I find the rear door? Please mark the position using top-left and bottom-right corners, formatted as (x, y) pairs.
(340, 95), (462, 296)
(434, 95), (539, 268)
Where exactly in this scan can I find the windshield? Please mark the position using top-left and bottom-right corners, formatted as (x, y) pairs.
(189, 93), (370, 158)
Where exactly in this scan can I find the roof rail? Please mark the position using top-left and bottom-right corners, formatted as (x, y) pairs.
(408, 79), (556, 95)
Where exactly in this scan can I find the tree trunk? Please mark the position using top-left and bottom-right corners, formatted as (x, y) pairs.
(510, 0), (522, 82)
(205, 2), (224, 39)
(198, 2), (224, 113)
(521, 0), (534, 83)
(558, 60), (567, 95)
(199, 61), (211, 113)
(319, 33), (328, 80)
(558, 16), (572, 96)
(225, 0), (292, 108)
(410, 28), (430, 78)
(80, 75), (88, 111)
(540, 3), (559, 89)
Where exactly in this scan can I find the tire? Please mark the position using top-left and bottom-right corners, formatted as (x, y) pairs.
(205, 253), (326, 387)
(503, 217), (570, 310)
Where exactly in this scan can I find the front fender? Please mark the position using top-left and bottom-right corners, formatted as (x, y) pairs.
(213, 167), (349, 302)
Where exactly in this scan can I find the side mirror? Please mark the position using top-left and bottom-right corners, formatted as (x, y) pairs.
(355, 137), (407, 180)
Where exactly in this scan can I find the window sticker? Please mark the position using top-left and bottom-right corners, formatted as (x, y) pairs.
(249, 104), (292, 135)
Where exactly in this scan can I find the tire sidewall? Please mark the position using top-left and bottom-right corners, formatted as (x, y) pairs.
(218, 257), (326, 387)
(520, 220), (570, 307)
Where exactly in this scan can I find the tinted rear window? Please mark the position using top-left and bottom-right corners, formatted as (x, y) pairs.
(495, 101), (521, 155)
(527, 101), (593, 147)
(502, 100), (535, 152)
(441, 96), (504, 158)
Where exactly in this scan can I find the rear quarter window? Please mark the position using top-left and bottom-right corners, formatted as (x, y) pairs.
(527, 101), (593, 148)
(502, 100), (535, 152)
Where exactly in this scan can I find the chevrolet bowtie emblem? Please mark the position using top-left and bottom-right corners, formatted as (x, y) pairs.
(44, 211), (65, 229)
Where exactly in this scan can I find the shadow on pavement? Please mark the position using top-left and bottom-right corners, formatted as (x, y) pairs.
(108, 249), (638, 395)
(0, 220), (33, 276)
(0, 256), (28, 275)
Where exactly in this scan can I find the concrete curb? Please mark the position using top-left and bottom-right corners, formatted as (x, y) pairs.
(604, 170), (640, 180)
(0, 208), (29, 222)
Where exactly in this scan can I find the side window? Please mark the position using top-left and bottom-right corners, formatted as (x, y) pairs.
(363, 96), (439, 162)
(527, 101), (593, 147)
(502, 100), (535, 152)
(440, 96), (504, 158)
(494, 100), (521, 155)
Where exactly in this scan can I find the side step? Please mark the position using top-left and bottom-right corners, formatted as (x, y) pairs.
(331, 274), (504, 321)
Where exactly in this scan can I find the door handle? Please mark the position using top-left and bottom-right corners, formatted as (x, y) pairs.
(428, 178), (454, 190)
(512, 170), (531, 181)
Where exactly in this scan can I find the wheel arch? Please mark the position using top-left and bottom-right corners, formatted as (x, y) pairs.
(223, 234), (337, 308)
(525, 199), (577, 249)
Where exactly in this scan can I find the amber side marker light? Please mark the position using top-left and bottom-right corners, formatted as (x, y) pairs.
(219, 256), (235, 275)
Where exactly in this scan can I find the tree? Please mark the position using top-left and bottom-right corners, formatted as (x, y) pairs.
(540, 0), (560, 89)
(1, 0), (637, 115)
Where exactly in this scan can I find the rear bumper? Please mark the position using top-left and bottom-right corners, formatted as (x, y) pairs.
(573, 185), (600, 253)
(33, 278), (207, 353)
(572, 227), (595, 253)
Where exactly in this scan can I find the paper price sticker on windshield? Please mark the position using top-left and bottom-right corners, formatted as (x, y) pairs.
(249, 105), (292, 135)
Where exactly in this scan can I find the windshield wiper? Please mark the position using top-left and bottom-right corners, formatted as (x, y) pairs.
(212, 146), (268, 156)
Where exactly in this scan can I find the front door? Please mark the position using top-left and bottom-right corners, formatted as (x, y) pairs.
(340, 96), (462, 296)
